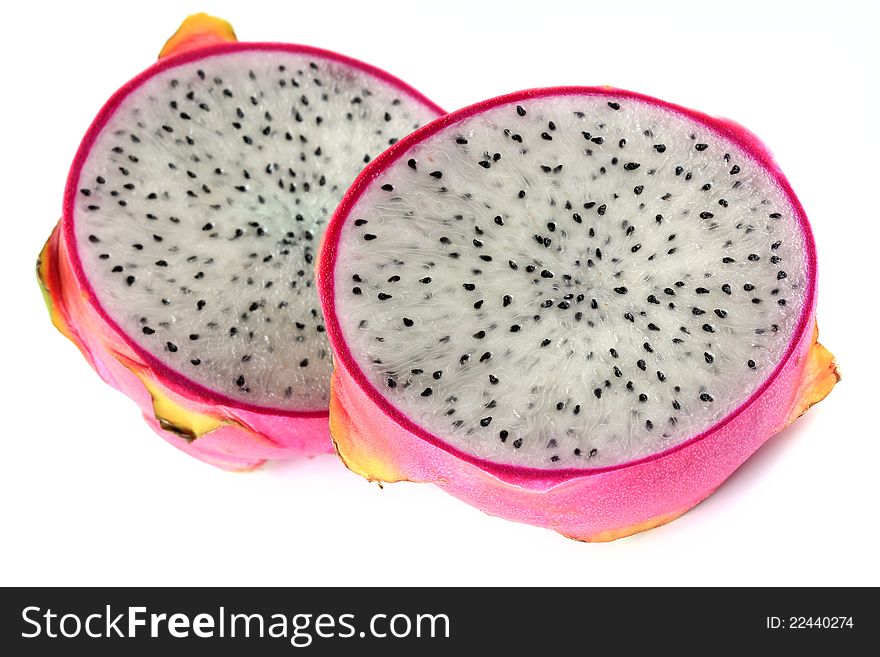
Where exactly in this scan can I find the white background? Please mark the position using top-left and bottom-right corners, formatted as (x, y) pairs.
(1, 0), (877, 586)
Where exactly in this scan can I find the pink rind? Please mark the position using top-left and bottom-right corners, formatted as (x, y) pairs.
(43, 225), (332, 470)
(318, 87), (823, 536)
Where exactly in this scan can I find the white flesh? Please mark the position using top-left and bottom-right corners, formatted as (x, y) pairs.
(74, 50), (438, 409)
(335, 95), (807, 467)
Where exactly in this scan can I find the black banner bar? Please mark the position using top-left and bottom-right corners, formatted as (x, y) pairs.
(1, 587), (873, 654)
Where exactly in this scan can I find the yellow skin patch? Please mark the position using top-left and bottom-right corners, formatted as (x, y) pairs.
(786, 323), (839, 426)
(158, 13), (237, 60)
(36, 234), (77, 347)
(578, 508), (688, 543)
(329, 375), (405, 484)
(113, 354), (228, 443)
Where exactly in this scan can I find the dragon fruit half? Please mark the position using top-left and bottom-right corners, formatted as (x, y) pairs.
(317, 87), (839, 540)
(37, 14), (443, 470)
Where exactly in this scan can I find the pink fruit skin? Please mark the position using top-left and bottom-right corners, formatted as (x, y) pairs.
(39, 42), (443, 471)
(41, 223), (329, 470)
(318, 87), (839, 541)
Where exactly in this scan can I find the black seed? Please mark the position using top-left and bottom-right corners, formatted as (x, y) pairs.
(541, 339), (551, 347)
(748, 359), (757, 369)
(607, 101), (620, 110)
(363, 233), (377, 241)
(480, 351), (492, 362)
(480, 417), (493, 427)
(695, 143), (709, 151)
(700, 393), (714, 402)
(730, 165), (741, 175)
(378, 293), (392, 300)
(637, 359), (647, 371)
(653, 144), (666, 153)
(403, 317), (414, 327)
(516, 105), (526, 116)
(381, 184), (394, 192)
(235, 375), (245, 387)
(421, 388), (433, 397)
(623, 162), (641, 171)
(721, 283), (732, 295)
(473, 330), (486, 339)
(613, 287), (628, 295)
(777, 270), (787, 280)
(142, 326), (155, 335)
(705, 352), (714, 364)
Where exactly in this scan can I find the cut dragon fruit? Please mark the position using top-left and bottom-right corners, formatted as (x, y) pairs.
(317, 87), (838, 540)
(37, 14), (443, 470)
